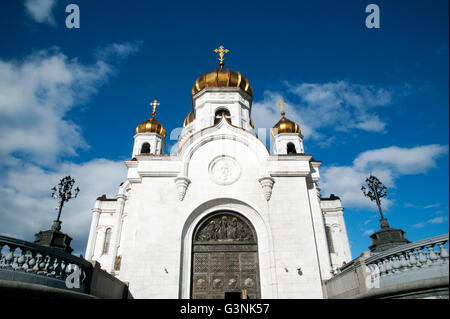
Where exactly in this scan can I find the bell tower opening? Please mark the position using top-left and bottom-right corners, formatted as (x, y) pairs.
(287, 142), (297, 154)
(214, 108), (231, 125)
(141, 142), (151, 154)
(191, 212), (260, 299)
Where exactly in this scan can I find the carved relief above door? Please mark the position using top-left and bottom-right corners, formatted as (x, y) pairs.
(191, 212), (260, 299)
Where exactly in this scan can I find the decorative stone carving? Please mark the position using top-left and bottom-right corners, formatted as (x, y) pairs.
(208, 156), (240, 185)
(174, 176), (191, 201)
(195, 214), (255, 243)
(258, 176), (275, 201)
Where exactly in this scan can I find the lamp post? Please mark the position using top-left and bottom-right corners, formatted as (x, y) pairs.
(51, 176), (80, 230)
(361, 175), (388, 227)
(361, 175), (409, 252)
(34, 176), (79, 253)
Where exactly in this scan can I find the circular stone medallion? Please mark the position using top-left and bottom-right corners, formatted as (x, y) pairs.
(208, 156), (240, 186)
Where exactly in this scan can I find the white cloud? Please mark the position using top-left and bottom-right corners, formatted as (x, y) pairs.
(94, 41), (143, 61)
(412, 216), (449, 229)
(363, 229), (374, 236)
(353, 145), (449, 174)
(320, 144), (448, 210)
(251, 91), (319, 140)
(252, 81), (395, 145)
(424, 203), (441, 209)
(24, 0), (57, 25)
(0, 43), (141, 253)
(0, 159), (127, 253)
(0, 43), (141, 167)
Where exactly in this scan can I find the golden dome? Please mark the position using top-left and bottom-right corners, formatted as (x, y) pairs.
(192, 68), (253, 96)
(271, 116), (301, 136)
(136, 116), (166, 137)
(183, 109), (196, 127)
(136, 99), (166, 137)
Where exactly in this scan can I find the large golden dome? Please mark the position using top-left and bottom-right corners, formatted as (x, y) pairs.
(192, 68), (253, 96)
(192, 45), (253, 96)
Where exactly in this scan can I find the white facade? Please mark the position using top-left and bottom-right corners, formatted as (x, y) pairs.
(86, 77), (352, 299)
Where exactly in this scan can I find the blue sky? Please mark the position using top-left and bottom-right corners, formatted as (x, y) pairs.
(0, 0), (448, 257)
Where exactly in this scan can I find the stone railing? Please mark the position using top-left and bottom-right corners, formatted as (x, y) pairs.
(0, 235), (93, 294)
(365, 233), (449, 290)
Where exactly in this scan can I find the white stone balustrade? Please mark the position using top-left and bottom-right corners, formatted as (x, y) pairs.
(0, 235), (92, 293)
(365, 234), (449, 289)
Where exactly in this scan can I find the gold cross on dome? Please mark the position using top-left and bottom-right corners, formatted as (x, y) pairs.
(277, 99), (287, 116)
(214, 45), (229, 69)
(149, 99), (160, 117)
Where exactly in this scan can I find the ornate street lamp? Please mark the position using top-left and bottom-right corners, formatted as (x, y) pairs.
(51, 176), (80, 230)
(361, 175), (409, 252)
(34, 176), (80, 253)
(361, 175), (388, 227)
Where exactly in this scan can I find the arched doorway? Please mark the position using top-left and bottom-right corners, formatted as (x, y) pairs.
(191, 211), (260, 299)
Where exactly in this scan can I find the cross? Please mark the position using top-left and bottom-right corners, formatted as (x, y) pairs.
(214, 45), (229, 69)
(149, 99), (160, 117)
(277, 99), (287, 116)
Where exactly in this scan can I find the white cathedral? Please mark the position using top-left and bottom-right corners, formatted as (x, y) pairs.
(85, 47), (352, 299)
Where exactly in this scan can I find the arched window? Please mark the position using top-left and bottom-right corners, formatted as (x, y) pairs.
(325, 226), (335, 253)
(287, 142), (297, 154)
(141, 142), (150, 154)
(214, 108), (231, 125)
(102, 228), (112, 255)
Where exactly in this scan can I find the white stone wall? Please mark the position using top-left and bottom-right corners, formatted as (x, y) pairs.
(132, 133), (165, 157)
(86, 199), (117, 269)
(321, 198), (353, 271)
(273, 133), (304, 154)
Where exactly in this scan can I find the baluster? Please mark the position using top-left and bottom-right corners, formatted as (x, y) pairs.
(438, 242), (449, 263)
(19, 249), (29, 271)
(11, 248), (19, 270)
(54, 257), (63, 279)
(45, 255), (55, 277)
(384, 258), (393, 275)
(417, 246), (427, 267)
(16, 248), (26, 270)
(377, 260), (386, 277)
(36, 253), (46, 274)
(42, 254), (51, 275)
(427, 245), (438, 266)
(392, 255), (401, 273)
(60, 259), (69, 279)
(26, 250), (37, 273)
(4, 245), (16, 269)
(409, 249), (418, 269)
(399, 253), (408, 271)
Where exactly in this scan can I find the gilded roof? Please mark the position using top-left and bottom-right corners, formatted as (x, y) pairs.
(136, 116), (166, 137)
(192, 68), (253, 96)
(271, 116), (301, 136)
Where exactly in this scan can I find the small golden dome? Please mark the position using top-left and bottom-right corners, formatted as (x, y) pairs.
(271, 116), (301, 136)
(183, 109), (196, 128)
(136, 116), (166, 137)
(192, 68), (253, 96)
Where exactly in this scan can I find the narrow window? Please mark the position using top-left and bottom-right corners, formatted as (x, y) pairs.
(325, 226), (335, 253)
(141, 142), (150, 154)
(102, 228), (112, 255)
(287, 142), (297, 154)
(214, 108), (231, 125)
